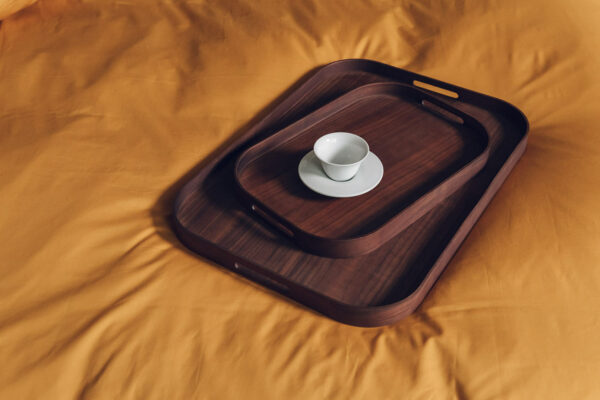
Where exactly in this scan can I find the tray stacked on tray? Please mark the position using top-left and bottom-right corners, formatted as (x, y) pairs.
(173, 59), (528, 327)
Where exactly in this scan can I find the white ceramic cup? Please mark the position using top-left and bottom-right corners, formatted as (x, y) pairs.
(313, 132), (369, 181)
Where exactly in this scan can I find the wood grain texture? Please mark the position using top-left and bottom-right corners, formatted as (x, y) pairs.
(173, 59), (529, 327)
(234, 83), (491, 258)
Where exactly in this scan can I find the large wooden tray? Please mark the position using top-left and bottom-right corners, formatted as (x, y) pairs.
(173, 59), (528, 327)
(234, 83), (491, 258)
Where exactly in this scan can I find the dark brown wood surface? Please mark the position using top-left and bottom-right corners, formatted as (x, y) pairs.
(234, 83), (491, 258)
(173, 59), (528, 327)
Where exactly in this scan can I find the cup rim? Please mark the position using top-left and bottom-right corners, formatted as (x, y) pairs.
(313, 132), (369, 167)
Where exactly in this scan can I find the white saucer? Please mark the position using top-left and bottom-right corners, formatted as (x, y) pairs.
(298, 151), (384, 198)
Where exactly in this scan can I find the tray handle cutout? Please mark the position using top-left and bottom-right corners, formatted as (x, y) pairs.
(421, 99), (464, 125)
(234, 262), (289, 293)
(413, 80), (459, 99)
(251, 204), (295, 238)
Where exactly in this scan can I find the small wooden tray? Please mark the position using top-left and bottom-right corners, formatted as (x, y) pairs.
(234, 83), (490, 258)
(173, 59), (528, 327)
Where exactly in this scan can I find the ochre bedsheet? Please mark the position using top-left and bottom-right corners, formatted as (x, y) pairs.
(1, 0), (599, 398)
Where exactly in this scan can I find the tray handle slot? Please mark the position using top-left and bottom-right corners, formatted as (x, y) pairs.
(251, 204), (295, 238)
(413, 80), (459, 99)
(421, 99), (464, 125)
(234, 262), (289, 293)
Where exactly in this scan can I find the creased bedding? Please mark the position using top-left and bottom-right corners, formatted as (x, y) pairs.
(1, 0), (600, 399)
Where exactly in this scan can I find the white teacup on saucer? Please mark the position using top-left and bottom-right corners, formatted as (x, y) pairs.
(313, 132), (369, 181)
(298, 132), (383, 198)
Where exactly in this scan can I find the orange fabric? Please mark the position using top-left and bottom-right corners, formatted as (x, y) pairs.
(0, 0), (36, 19)
(1, 0), (600, 398)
